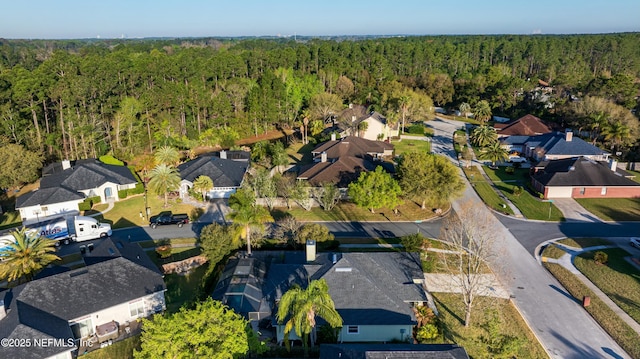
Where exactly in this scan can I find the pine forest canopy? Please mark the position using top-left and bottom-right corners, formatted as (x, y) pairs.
(0, 33), (639, 163)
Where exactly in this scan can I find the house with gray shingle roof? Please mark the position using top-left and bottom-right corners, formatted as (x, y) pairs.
(16, 159), (138, 225)
(500, 131), (609, 161)
(213, 246), (427, 344)
(176, 150), (250, 199)
(0, 239), (165, 359)
(531, 157), (640, 199)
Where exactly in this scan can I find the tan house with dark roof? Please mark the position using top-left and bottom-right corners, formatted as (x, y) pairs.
(297, 135), (393, 187)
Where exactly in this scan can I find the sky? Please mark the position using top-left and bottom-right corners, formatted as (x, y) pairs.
(1, 0), (638, 39)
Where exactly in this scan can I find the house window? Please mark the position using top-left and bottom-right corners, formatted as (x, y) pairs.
(347, 325), (359, 334)
(580, 187), (585, 195)
(601, 187), (607, 195)
(70, 317), (93, 339)
(129, 300), (145, 318)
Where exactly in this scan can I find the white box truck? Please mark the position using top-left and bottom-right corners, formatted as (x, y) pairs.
(26, 216), (112, 245)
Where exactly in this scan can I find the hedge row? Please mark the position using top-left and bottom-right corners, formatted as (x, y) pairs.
(78, 196), (101, 211)
(118, 183), (145, 199)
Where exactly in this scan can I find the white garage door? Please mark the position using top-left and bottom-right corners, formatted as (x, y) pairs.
(546, 186), (573, 198)
(208, 189), (237, 199)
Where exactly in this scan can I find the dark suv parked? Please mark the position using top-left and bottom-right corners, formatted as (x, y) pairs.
(149, 212), (189, 228)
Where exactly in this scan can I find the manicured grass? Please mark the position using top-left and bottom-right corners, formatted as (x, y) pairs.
(494, 181), (564, 221)
(272, 200), (443, 223)
(82, 335), (141, 359)
(625, 169), (640, 183)
(543, 263), (640, 358)
(92, 195), (198, 229)
(557, 237), (612, 249)
(435, 114), (483, 126)
(391, 138), (431, 155)
(541, 244), (568, 259)
(574, 248), (640, 324)
(431, 293), (547, 359)
(575, 198), (640, 221)
(137, 237), (198, 248)
(285, 141), (314, 165)
(482, 166), (530, 183)
(163, 263), (209, 313)
(463, 167), (513, 215)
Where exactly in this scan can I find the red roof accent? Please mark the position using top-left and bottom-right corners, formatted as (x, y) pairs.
(496, 114), (553, 136)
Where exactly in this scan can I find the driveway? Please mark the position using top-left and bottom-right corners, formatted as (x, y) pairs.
(551, 198), (602, 222)
(197, 198), (230, 224)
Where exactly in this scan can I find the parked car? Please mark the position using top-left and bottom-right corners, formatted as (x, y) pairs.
(149, 212), (189, 228)
(508, 156), (527, 163)
(630, 237), (640, 248)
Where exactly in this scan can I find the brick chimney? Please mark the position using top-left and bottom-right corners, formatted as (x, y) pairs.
(220, 150), (227, 159)
(320, 151), (327, 163)
(306, 240), (316, 262)
(331, 133), (336, 141)
(565, 130), (573, 142)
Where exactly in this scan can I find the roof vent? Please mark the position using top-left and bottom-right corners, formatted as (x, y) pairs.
(62, 160), (71, 170)
(108, 248), (116, 256)
(335, 267), (352, 272)
(568, 166), (576, 171)
(116, 241), (124, 249)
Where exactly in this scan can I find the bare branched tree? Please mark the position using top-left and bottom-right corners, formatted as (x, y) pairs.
(439, 201), (498, 327)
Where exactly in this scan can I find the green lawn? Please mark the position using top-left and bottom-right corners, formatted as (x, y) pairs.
(575, 198), (640, 221)
(148, 246), (202, 268)
(391, 139), (431, 155)
(625, 169), (640, 183)
(557, 237), (612, 249)
(0, 211), (22, 230)
(494, 181), (564, 221)
(272, 200), (443, 223)
(574, 248), (640, 324)
(482, 166), (530, 183)
(541, 244), (568, 259)
(431, 293), (547, 359)
(82, 335), (141, 359)
(544, 263), (640, 358)
(90, 195), (199, 229)
(463, 167), (513, 215)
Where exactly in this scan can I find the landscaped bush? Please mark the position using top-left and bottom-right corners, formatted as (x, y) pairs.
(78, 196), (102, 211)
(118, 189), (128, 199)
(128, 182), (145, 195)
(407, 123), (426, 135)
(594, 251), (608, 265)
(99, 155), (125, 166)
(505, 166), (515, 174)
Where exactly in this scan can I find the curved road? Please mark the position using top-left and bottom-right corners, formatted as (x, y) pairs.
(65, 118), (635, 359)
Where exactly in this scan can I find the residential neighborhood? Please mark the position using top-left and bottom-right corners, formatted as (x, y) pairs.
(1, 27), (640, 359)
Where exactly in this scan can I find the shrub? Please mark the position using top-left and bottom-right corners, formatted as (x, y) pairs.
(401, 233), (426, 252)
(118, 189), (128, 199)
(156, 245), (172, 259)
(78, 199), (92, 211)
(128, 182), (145, 195)
(594, 251), (608, 265)
(407, 123), (426, 135)
(505, 166), (515, 174)
(99, 155), (125, 166)
(512, 186), (524, 197)
(416, 324), (439, 342)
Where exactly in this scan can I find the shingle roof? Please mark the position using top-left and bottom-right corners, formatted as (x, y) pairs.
(177, 154), (249, 187)
(532, 157), (640, 187)
(320, 344), (470, 359)
(15, 187), (84, 208)
(500, 132), (607, 157)
(0, 242), (163, 359)
(297, 157), (378, 187)
(17, 256), (165, 321)
(312, 136), (393, 159)
(496, 114), (553, 136)
(219, 251), (427, 327)
(40, 160), (137, 191)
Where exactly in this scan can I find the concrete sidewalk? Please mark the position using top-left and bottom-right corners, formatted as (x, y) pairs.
(543, 243), (640, 334)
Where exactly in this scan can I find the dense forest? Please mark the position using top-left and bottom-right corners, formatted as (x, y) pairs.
(1, 33), (639, 175)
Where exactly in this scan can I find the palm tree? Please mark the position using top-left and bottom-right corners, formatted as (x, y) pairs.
(0, 228), (60, 284)
(478, 142), (509, 167)
(357, 120), (369, 138)
(192, 175), (213, 201)
(228, 188), (272, 255)
(309, 119), (325, 137)
(276, 279), (343, 356)
(148, 164), (181, 207)
(154, 146), (181, 166)
(588, 112), (607, 144)
(459, 102), (471, 118)
(470, 125), (498, 147)
(601, 121), (631, 153)
(473, 100), (492, 123)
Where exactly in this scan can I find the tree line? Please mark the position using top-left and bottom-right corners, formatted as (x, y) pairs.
(1, 33), (639, 169)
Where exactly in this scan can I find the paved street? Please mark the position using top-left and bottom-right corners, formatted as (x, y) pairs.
(56, 117), (637, 358)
